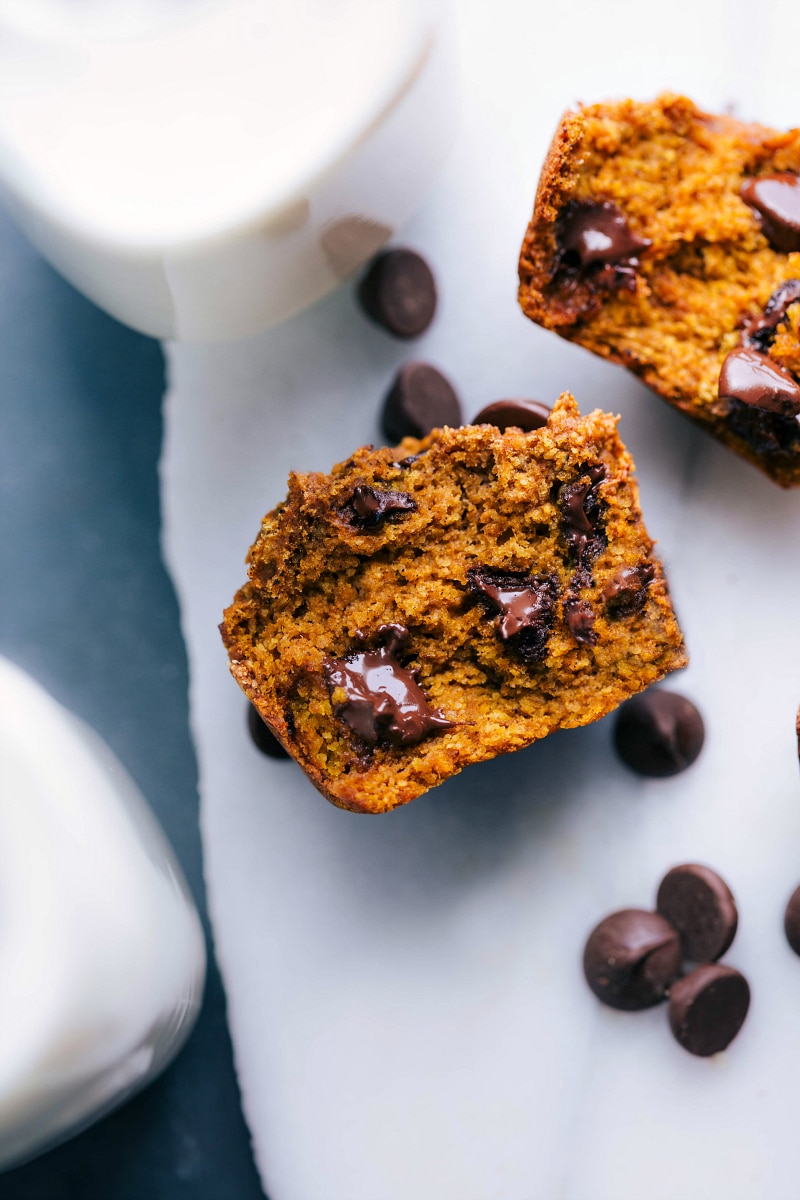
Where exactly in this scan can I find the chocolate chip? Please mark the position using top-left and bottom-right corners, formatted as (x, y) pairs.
(563, 597), (597, 646)
(247, 703), (290, 759)
(727, 396), (800, 455)
(614, 690), (705, 778)
(559, 466), (607, 564)
(744, 278), (800, 351)
(583, 909), (682, 1011)
(358, 248), (437, 339)
(382, 362), (462, 443)
(472, 399), (551, 432)
(324, 624), (456, 749)
(466, 567), (559, 664)
(784, 884), (800, 956)
(604, 562), (655, 618)
(560, 201), (651, 266)
(719, 347), (800, 417)
(668, 964), (750, 1057)
(341, 485), (417, 528)
(656, 865), (738, 963)
(741, 173), (800, 252)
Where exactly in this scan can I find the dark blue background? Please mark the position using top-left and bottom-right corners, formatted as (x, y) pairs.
(0, 208), (265, 1199)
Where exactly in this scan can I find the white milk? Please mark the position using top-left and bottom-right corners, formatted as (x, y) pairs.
(0, 657), (205, 1170)
(0, 0), (457, 339)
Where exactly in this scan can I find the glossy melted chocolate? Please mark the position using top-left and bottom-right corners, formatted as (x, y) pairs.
(324, 624), (455, 748)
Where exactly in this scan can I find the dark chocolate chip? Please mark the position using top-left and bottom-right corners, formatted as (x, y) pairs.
(656, 864), (738, 963)
(472, 399), (551, 432)
(466, 567), (559, 664)
(668, 964), (750, 1057)
(614, 690), (705, 778)
(727, 396), (800, 455)
(324, 623), (456, 749)
(341, 484), (417, 528)
(741, 173), (800, 252)
(784, 884), (800, 956)
(583, 908), (682, 1011)
(559, 201), (651, 269)
(559, 466), (607, 564)
(744, 278), (800, 351)
(563, 597), (597, 646)
(247, 704), (290, 759)
(357, 248), (437, 339)
(604, 562), (656, 618)
(719, 347), (800, 417)
(796, 704), (800, 766)
(382, 362), (462, 443)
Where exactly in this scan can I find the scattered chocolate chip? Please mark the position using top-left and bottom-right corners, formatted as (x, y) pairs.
(563, 597), (597, 645)
(784, 884), (800, 956)
(668, 964), (750, 1057)
(559, 466), (607, 564)
(324, 623), (456, 749)
(583, 909), (682, 1011)
(656, 865), (738, 963)
(247, 704), (290, 759)
(358, 248), (437, 339)
(719, 347), (800, 417)
(796, 704), (800, 765)
(341, 484), (417, 528)
(614, 690), (705, 778)
(743, 279), (800, 351)
(472, 399), (551, 432)
(466, 567), (559, 664)
(741, 173), (800, 253)
(604, 562), (656, 618)
(382, 362), (462, 443)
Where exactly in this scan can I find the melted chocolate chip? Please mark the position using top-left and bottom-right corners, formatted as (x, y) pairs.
(784, 883), (800, 956)
(727, 398), (800, 456)
(358, 248), (437, 339)
(472, 399), (551, 432)
(744, 279), (800, 351)
(341, 485), (417, 528)
(247, 704), (291, 759)
(719, 347), (800, 416)
(614, 690), (705, 778)
(324, 624), (455, 749)
(556, 202), (650, 292)
(668, 964), (750, 1057)
(382, 362), (462, 443)
(563, 597), (597, 646)
(583, 909), (682, 1011)
(466, 568), (559, 664)
(559, 466), (607, 564)
(657, 865), (739, 963)
(604, 562), (656, 618)
(742, 173), (800, 252)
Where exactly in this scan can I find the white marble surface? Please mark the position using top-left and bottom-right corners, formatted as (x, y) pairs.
(161, 3), (800, 1197)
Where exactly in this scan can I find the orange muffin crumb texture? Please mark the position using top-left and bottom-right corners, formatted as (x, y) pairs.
(221, 394), (686, 813)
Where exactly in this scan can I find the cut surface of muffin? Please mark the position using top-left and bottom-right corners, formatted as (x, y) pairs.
(519, 93), (800, 486)
(221, 393), (687, 813)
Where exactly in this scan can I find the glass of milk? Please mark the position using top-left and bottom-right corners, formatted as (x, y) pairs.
(0, 656), (206, 1170)
(0, 0), (457, 340)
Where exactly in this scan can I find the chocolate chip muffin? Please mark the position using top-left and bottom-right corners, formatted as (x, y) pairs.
(221, 393), (687, 813)
(518, 93), (800, 486)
